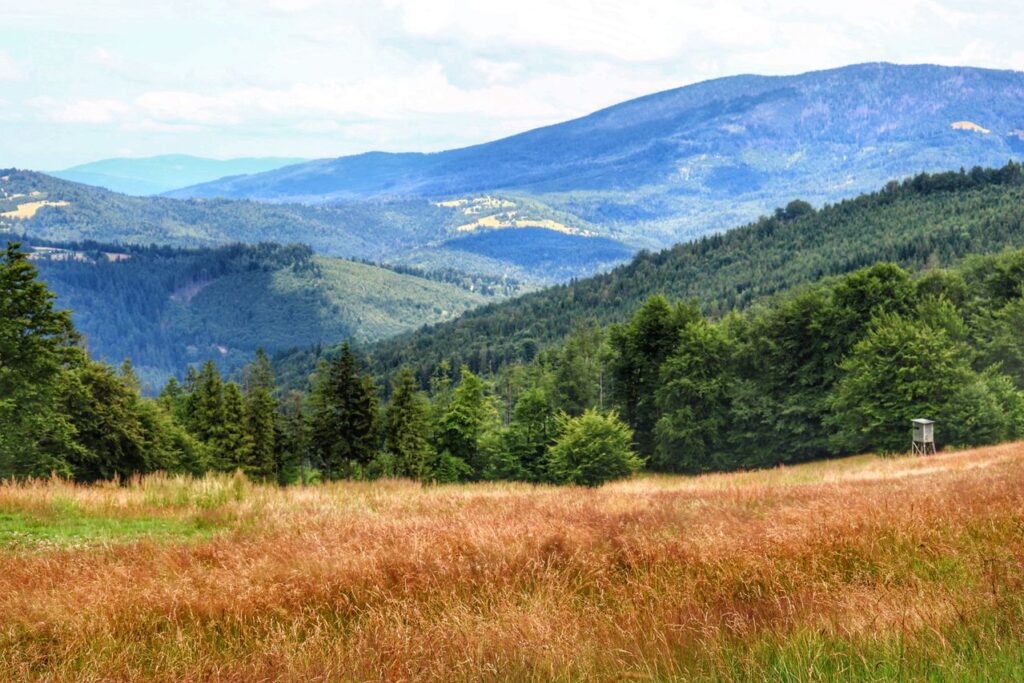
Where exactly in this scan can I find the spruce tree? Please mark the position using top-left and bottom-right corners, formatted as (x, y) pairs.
(220, 381), (252, 471)
(244, 349), (277, 481)
(0, 242), (80, 477)
(308, 344), (380, 479)
(436, 366), (498, 479)
(159, 376), (184, 417)
(187, 361), (227, 447)
(546, 410), (642, 486)
(383, 366), (433, 480)
(276, 391), (309, 485)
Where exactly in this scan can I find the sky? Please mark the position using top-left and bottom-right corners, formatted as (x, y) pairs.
(2, 0), (1023, 169)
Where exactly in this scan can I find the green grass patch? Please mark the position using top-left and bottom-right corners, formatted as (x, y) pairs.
(0, 509), (222, 548)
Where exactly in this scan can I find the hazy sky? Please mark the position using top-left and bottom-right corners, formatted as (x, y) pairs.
(3, 0), (1023, 169)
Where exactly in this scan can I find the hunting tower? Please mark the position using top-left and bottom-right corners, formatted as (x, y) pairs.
(911, 418), (936, 455)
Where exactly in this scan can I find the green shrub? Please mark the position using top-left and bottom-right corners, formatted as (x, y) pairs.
(546, 410), (642, 486)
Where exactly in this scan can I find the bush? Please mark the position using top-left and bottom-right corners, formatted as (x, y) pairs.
(546, 410), (642, 486)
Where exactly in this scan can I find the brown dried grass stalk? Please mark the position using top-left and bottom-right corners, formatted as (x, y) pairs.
(0, 443), (1022, 681)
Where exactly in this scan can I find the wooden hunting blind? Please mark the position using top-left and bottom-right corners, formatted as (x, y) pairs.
(911, 418), (935, 455)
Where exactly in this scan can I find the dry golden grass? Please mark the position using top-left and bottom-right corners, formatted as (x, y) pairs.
(454, 210), (589, 236)
(1, 444), (1023, 681)
(0, 200), (70, 219)
(950, 120), (991, 134)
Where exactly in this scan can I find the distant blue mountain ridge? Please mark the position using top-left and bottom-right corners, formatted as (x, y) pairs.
(166, 63), (1024, 248)
(52, 154), (306, 196)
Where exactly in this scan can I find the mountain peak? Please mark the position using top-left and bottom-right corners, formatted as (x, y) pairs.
(165, 63), (1024, 248)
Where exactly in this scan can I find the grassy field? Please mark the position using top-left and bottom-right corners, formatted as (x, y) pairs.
(1, 444), (1023, 681)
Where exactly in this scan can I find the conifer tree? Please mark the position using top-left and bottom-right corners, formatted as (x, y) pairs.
(119, 358), (142, 395)
(308, 344), (380, 479)
(186, 361), (227, 447)
(184, 365), (199, 392)
(436, 365), (498, 479)
(428, 360), (454, 428)
(384, 366), (433, 480)
(276, 391), (309, 485)
(504, 386), (560, 482)
(159, 376), (183, 413)
(244, 349), (277, 481)
(0, 242), (80, 477)
(220, 381), (252, 471)
(547, 410), (641, 486)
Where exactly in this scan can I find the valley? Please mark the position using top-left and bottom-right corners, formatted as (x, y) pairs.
(18, 239), (503, 389)
(8, 4), (1024, 679)
(361, 163), (1024, 382)
(0, 171), (626, 285)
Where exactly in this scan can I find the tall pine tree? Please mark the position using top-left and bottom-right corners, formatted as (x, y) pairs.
(308, 344), (380, 479)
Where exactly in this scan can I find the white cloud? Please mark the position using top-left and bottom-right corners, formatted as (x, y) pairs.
(130, 64), (571, 127)
(35, 98), (129, 124)
(472, 58), (523, 85)
(4, 0), (1024, 168)
(122, 118), (203, 133)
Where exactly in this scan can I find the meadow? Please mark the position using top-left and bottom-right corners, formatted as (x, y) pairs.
(1, 443), (1022, 681)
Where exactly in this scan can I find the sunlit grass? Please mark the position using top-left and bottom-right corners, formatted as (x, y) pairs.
(0, 443), (1022, 680)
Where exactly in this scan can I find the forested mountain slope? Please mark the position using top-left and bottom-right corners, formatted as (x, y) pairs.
(0, 170), (626, 282)
(343, 164), (1024, 383)
(171, 63), (1024, 245)
(16, 240), (493, 390)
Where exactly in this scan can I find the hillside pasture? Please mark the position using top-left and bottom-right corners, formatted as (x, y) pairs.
(1, 443), (1022, 680)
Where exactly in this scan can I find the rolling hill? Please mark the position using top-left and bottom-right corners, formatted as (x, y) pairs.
(15, 239), (497, 390)
(169, 63), (1024, 247)
(0, 171), (627, 283)
(51, 155), (306, 196)
(331, 163), (1024, 384)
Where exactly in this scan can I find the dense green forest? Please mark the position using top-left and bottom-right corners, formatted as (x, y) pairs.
(319, 163), (1024, 386)
(9, 238), (507, 390)
(5, 234), (1022, 485)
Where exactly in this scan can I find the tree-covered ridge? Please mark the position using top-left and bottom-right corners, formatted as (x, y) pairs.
(356, 163), (1024, 384)
(169, 64), (1024, 243)
(13, 238), (496, 390)
(0, 170), (624, 284)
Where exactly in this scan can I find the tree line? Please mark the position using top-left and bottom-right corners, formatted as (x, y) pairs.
(5, 237), (1022, 486)
(1, 240), (638, 485)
